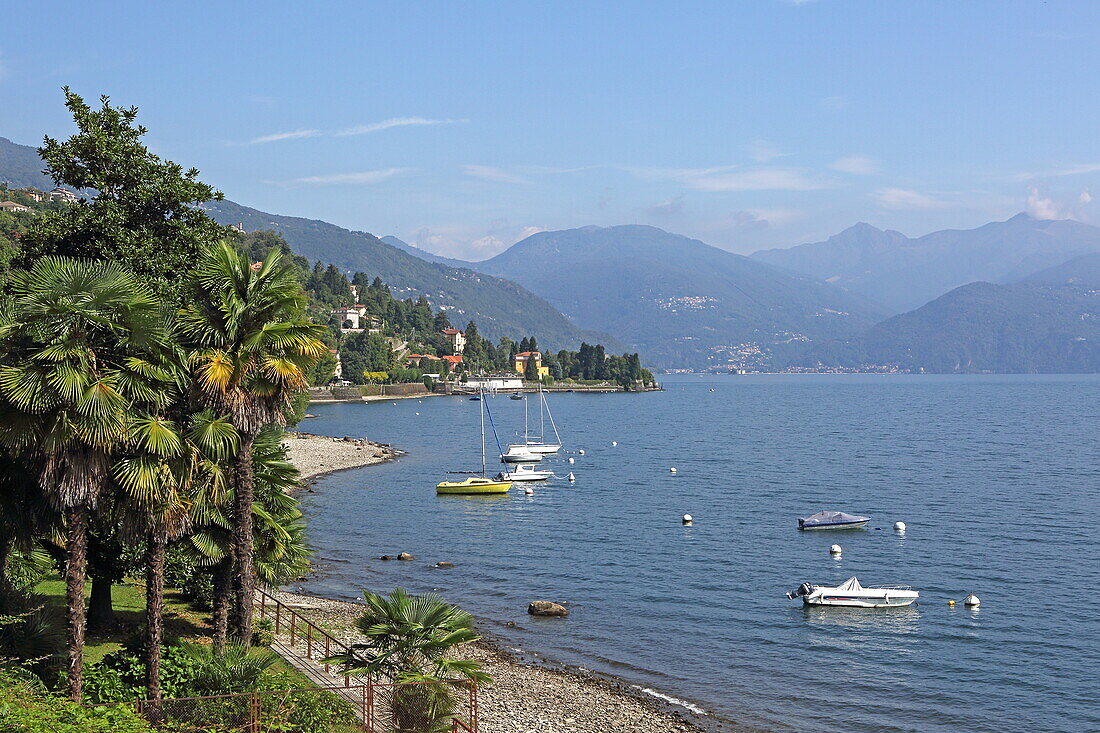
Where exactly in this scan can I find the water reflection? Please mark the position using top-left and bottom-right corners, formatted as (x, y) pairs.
(798, 604), (922, 634)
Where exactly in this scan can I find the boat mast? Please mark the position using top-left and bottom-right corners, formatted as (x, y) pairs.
(544, 389), (562, 446)
(524, 391), (529, 444)
(480, 386), (487, 477)
(539, 382), (545, 441)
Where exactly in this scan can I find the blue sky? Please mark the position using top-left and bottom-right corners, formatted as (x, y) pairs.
(3, 1), (1099, 258)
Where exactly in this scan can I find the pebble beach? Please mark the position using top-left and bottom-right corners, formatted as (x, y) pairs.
(273, 590), (711, 733)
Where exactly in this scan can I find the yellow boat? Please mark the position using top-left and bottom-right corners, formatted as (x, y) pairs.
(436, 477), (512, 495)
(438, 387), (514, 495)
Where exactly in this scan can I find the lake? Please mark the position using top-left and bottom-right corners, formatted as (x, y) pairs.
(294, 374), (1100, 732)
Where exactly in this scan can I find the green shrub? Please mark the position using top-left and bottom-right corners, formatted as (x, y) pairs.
(83, 640), (205, 703)
(0, 668), (154, 732)
(252, 617), (275, 647)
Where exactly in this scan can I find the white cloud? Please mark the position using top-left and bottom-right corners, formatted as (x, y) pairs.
(746, 139), (785, 163)
(337, 117), (464, 136)
(872, 188), (956, 210)
(1025, 186), (1093, 220)
(820, 95), (847, 111)
(461, 165), (531, 184)
(278, 168), (407, 186)
(631, 165), (833, 192)
(830, 155), (879, 175)
(644, 196), (686, 218)
(248, 129), (320, 144)
(1015, 163), (1100, 180)
(1026, 187), (1062, 219)
(412, 220), (542, 259)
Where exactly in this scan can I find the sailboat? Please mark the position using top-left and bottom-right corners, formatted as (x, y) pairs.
(437, 388), (512, 495)
(506, 384), (562, 455)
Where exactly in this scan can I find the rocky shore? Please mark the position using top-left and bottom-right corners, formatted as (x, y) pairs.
(272, 590), (714, 733)
(283, 431), (400, 482)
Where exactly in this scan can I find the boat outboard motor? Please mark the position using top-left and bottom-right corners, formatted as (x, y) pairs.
(786, 582), (814, 600)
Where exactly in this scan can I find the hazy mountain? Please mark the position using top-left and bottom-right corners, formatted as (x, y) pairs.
(203, 200), (623, 350)
(0, 135), (619, 351)
(380, 235), (473, 268)
(472, 225), (885, 367)
(0, 136), (53, 189)
(752, 214), (1100, 313)
(1019, 252), (1100, 288)
(794, 280), (1100, 373)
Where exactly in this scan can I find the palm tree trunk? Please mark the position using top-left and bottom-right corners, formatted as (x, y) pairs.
(65, 505), (88, 702)
(231, 432), (256, 645)
(87, 573), (114, 631)
(211, 558), (231, 655)
(145, 529), (166, 702)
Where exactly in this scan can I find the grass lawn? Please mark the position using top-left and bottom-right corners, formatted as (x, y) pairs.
(33, 575), (212, 665)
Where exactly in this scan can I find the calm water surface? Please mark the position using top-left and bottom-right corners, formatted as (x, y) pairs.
(295, 375), (1100, 732)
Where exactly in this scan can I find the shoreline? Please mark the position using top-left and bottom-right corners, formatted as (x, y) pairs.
(272, 589), (725, 732)
(283, 431), (402, 482)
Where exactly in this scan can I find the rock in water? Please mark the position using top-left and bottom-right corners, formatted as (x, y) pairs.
(379, 555), (391, 561)
(528, 600), (569, 617)
(436, 561), (455, 568)
(397, 552), (415, 561)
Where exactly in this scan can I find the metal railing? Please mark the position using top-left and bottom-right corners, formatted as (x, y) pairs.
(255, 587), (355, 684)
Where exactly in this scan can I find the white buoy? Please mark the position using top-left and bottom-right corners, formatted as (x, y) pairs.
(524, 487), (533, 495)
(894, 521), (906, 532)
(568, 457), (575, 464)
(682, 514), (693, 525)
(964, 593), (981, 607)
(611, 441), (617, 447)
(415, 412), (420, 415)
(567, 472), (575, 481)
(392, 402), (397, 405)
(669, 467), (677, 473)
(579, 449), (585, 455)
(830, 544), (842, 555)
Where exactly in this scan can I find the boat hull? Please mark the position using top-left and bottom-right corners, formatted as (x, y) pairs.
(436, 478), (512, 495)
(501, 451), (542, 464)
(510, 443), (561, 455)
(498, 471), (553, 482)
(803, 591), (918, 608)
(799, 520), (870, 531)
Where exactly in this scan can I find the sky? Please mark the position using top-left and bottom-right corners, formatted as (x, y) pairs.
(3, 1), (1100, 260)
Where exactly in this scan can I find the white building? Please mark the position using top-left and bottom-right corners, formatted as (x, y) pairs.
(466, 375), (524, 391)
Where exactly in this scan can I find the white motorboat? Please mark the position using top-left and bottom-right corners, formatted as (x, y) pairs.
(495, 463), (554, 482)
(798, 511), (870, 531)
(786, 577), (918, 608)
(501, 445), (543, 464)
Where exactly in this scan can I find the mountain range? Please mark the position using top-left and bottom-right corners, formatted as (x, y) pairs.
(8, 130), (1100, 372)
(200, 200), (623, 350)
(751, 214), (1100, 313)
(466, 225), (885, 367)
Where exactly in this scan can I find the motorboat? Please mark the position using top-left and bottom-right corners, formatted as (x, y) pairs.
(501, 445), (543, 464)
(510, 393), (524, 400)
(798, 511), (870, 531)
(495, 463), (553, 482)
(437, 387), (511, 495)
(787, 577), (918, 607)
(436, 477), (511, 495)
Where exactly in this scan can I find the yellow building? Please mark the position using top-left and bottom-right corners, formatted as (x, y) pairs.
(514, 351), (549, 378)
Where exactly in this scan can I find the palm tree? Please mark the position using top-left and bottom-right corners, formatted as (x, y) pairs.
(179, 241), (324, 645)
(328, 589), (490, 732)
(0, 257), (176, 701)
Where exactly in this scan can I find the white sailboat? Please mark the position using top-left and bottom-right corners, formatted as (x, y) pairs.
(507, 384), (562, 455)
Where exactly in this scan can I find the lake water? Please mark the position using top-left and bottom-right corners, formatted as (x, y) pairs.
(294, 375), (1100, 732)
